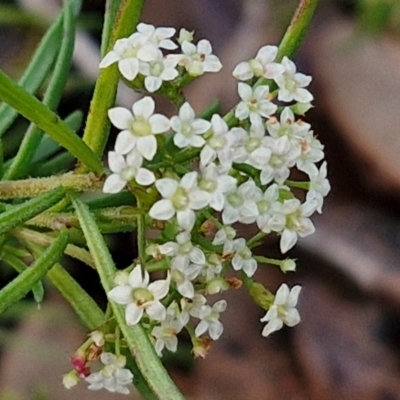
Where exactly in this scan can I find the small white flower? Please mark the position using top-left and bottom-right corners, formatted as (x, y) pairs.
(231, 238), (258, 277)
(107, 264), (170, 325)
(149, 172), (210, 231)
(260, 284), (301, 337)
(232, 45), (284, 80)
(100, 34), (161, 80)
(274, 57), (313, 103)
(194, 300), (227, 340)
(85, 353), (133, 395)
(235, 83), (277, 125)
(200, 114), (239, 168)
(276, 198), (317, 253)
(171, 39), (222, 76)
(222, 179), (258, 225)
(139, 56), (179, 92)
(151, 316), (183, 356)
(171, 102), (211, 149)
(307, 161), (330, 213)
(296, 132), (325, 176)
(109, 96), (170, 160)
(180, 294), (207, 326)
(103, 149), (155, 193)
(198, 163), (237, 211)
(136, 23), (178, 50)
(212, 226), (236, 255)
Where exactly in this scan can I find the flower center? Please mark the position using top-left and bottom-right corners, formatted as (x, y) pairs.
(132, 118), (152, 136)
(245, 137), (261, 153)
(181, 122), (192, 137)
(208, 135), (226, 150)
(172, 187), (189, 210)
(226, 192), (244, 208)
(257, 199), (270, 215)
(171, 269), (185, 284)
(150, 61), (163, 77)
(120, 166), (137, 182)
(249, 58), (263, 77)
(199, 178), (218, 193)
(132, 287), (154, 305)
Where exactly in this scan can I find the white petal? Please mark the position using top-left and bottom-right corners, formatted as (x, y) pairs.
(179, 102), (195, 121)
(129, 265), (148, 287)
(232, 62), (252, 80)
(261, 318), (283, 337)
(107, 285), (132, 304)
(191, 119), (211, 134)
(173, 133), (190, 148)
(144, 76), (162, 93)
(195, 320), (208, 337)
(149, 114), (170, 133)
(155, 178), (178, 197)
(99, 51), (120, 68)
(108, 108), (133, 130)
(146, 301), (166, 321)
(177, 209), (195, 231)
(280, 229), (298, 253)
(136, 168), (155, 185)
(137, 135), (157, 160)
(238, 83), (252, 101)
(108, 151), (125, 173)
(118, 58), (139, 80)
(115, 131), (136, 155)
(148, 276), (170, 300)
(149, 199), (175, 220)
(125, 303), (143, 325)
(103, 174), (126, 194)
(133, 96), (155, 119)
(189, 191), (210, 210)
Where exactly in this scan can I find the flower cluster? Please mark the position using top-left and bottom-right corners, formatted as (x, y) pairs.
(67, 23), (330, 396)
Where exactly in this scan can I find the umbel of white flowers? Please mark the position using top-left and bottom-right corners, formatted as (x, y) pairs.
(64, 23), (330, 396)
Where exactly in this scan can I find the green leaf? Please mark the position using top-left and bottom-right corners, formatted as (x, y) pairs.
(1, 251), (45, 304)
(0, 68), (103, 174)
(0, 186), (65, 235)
(0, 230), (68, 316)
(72, 196), (186, 400)
(4, 1), (81, 180)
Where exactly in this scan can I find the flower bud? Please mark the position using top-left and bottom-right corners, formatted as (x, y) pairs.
(62, 371), (79, 389)
(280, 259), (296, 273)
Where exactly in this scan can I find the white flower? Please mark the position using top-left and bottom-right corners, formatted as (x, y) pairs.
(296, 132), (325, 176)
(240, 183), (281, 233)
(231, 238), (258, 277)
(260, 284), (301, 337)
(222, 179), (258, 225)
(159, 231), (206, 266)
(139, 56), (179, 92)
(200, 114), (239, 168)
(307, 161), (330, 213)
(275, 198), (317, 253)
(107, 264), (170, 325)
(212, 226), (236, 255)
(149, 172), (210, 231)
(235, 83), (277, 125)
(274, 57), (313, 103)
(151, 316), (183, 356)
(193, 300), (227, 340)
(171, 39), (222, 76)
(100, 34), (161, 80)
(198, 163), (237, 211)
(136, 23), (178, 50)
(103, 149), (155, 193)
(171, 102), (211, 149)
(171, 260), (202, 299)
(232, 45), (284, 80)
(85, 353), (133, 395)
(232, 121), (270, 168)
(109, 96), (170, 160)
(180, 294), (207, 326)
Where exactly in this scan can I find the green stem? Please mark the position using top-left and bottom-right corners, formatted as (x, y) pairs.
(276, 0), (320, 61)
(72, 197), (186, 400)
(11, 228), (95, 269)
(81, 0), (145, 161)
(0, 173), (101, 199)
